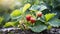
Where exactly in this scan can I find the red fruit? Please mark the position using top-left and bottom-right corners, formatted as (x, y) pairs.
(30, 17), (36, 23)
(26, 15), (31, 21)
(37, 12), (42, 17)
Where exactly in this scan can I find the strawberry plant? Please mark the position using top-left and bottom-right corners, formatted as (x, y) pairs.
(0, 0), (60, 33)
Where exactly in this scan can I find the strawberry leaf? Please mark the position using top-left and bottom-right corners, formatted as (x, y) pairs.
(29, 25), (47, 32)
(48, 18), (60, 27)
(45, 13), (56, 21)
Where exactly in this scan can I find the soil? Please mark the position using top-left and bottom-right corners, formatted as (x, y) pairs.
(0, 27), (60, 34)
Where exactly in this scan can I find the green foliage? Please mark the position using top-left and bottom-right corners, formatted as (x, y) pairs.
(45, 13), (56, 21)
(48, 18), (60, 27)
(23, 3), (31, 12)
(29, 5), (47, 11)
(10, 10), (22, 17)
(0, 17), (4, 24)
(0, 0), (60, 33)
(30, 25), (47, 32)
(3, 13), (10, 22)
(10, 10), (22, 19)
(4, 22), (16, 27)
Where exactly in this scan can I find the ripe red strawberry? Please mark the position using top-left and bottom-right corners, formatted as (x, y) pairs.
(26, 15), (31, 21)
(30, 17), (36, 24)
(36, 12), (42, 17)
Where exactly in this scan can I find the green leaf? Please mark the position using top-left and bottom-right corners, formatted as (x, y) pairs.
(48, 18), (60, 27)
(10, 10), (22, 17)
(11, 15), (22, 20)
(10, 9), (22, 19)
(45, 13), (56, 21)
(39, 5), (47, 11)
(0, 17), (4, 24)
(29, 25), (47, 32)
(23, 3), (31, 12)
(4, 22), (16, 27)
(29, 5), (40, 11)
(40, 15), (46, 22)
(29, 5), (47, 11)
(3, 13), (10, 22)
(37, 16), (45, 23)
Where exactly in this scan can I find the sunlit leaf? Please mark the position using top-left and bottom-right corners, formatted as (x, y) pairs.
(45, 13), (56, 21)
(4, 22), (16, 27)
(23, 3), (31, 12)
(10, 10), (22, 17)
(0, 17), (4, 24)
